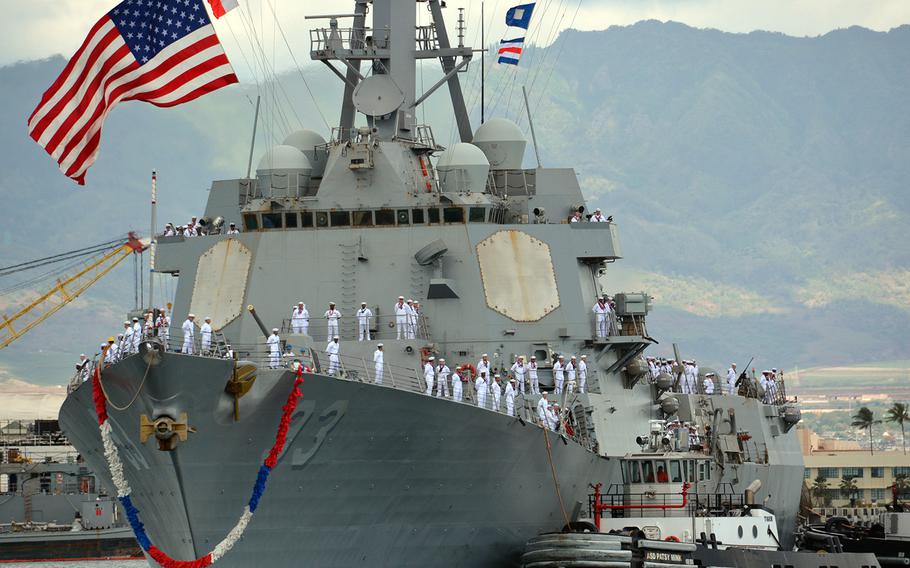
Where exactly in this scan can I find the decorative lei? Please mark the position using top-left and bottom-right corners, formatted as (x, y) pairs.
(92, 362), (304, 567)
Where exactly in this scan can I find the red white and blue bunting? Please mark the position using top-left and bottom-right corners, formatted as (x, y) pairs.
(92, 363), (304, 567)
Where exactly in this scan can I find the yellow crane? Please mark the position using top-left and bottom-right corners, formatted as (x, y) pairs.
(0, 233), (148, 350)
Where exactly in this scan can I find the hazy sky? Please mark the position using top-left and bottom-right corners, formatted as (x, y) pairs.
(2, 0), (909, 80)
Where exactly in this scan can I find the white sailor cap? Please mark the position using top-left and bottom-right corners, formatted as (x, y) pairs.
(333, 335), (339, 339)
(482, 353), (489, 357)
(100, 342), (107, 348)
(188, 313), (195, 318)
(581, 354), (587, 359)
(272, 327), (279, 332)
(530, 355), (537, 359)
(124, 321), (130, 325)
(80, 353), (86, 357)
(132, 317), (139, 321)
(509, 377), (516, 382)
(205, 316), (211, 321)
(329, 301), (336, 305)
(361, 301), (367, 305)
(494, 374), (501, 378)
(407, 298), (413, 303)
(595, 207), (602, 212)
(558, 354), (565, 359)
(377, 343), (383, 347)
(297, 301), (303, 305)
(439, 358), (445, 362)
(398, 296), (404, 299)
(428, 356), (435, 361)
(570, 355), (577, 359)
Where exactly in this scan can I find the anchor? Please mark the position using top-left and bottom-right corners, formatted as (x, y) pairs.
(139, 412), (193, 451)
(225, 359), (258, 421)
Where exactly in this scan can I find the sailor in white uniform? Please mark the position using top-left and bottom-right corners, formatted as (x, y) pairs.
(325, 336), (340, 375)
(435, 358), (450, 398)
(157, 310), (170, 347)
(131, 317), (142, 353)
(181, 314), (196, 354)
(75, 354), (90, 382)
(726, 364), (738, 395)
(491, 375), (502, 411)
(553, 355), (566, 395)
(267, 328), (281, 369)
(104, 339), (117, 364)
(394, 296), (408, 339)
(121, 321), (133, 354)
(578, 354), (588, 393)
(475, 372), (488, 408)
(528, 356), (540, 394)
(592, 297), (610, 339)
(504, 378), (516, 417)
(291, 302), (309, 334)
(406, 299), (417, 339)
(703, 372), (716, 394)
(536, 392), (549, 425)
(200, 317), (213, 354)
(423, 356), (436, 395)
(324, 302), (341, 339)
(590, 207), (609, 222)
(566, 356), (577, 394)
(411, 302), (422, 339)
(226, 222), (240, 235)
(545, 404), (560, 432)
(452, 366), (464, 402)
(476, 354), (491, 383)
(510, 356), (527, 393)
(356, 302), (373, 341)
(373, 344), (384, 384)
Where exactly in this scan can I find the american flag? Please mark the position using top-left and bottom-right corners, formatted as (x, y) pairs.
(28, 0), (239, 185)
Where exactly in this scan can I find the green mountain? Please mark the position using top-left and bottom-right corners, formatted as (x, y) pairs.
(1, 20), (909, 387)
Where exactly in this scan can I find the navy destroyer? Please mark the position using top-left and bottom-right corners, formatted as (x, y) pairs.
(55, 0), (829, 565)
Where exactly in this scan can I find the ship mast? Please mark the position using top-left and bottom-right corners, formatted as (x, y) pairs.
(308, 0), (473, 142)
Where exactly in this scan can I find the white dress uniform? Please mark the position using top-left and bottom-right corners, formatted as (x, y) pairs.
(726, 368), (737, 395)
(475, 376), (487, 408)
(703, 376), (715, 394)
(578, 359), (588, 393)
(649, 360), (659, 380)
(592, 301), (609, 339)
(537, 398), (549, 426)
(291, 305), (309, 334)
(267, 333), (281, 368)
(373, 348), (384, 384)
(324, 308), (341, 339)
(590, 212), (609, 222)
(122, 325), (134, 354)
(565, 360), (577, 393)
(435, 364), (450, 397)
(452, 372), (463, 402)
(181, 319), (195, 354)
(423, 361), (435, 395)
(510, 361), (527, 393)
(528, 361), (540, 394)
(683, 365), (697, 394)
(553, 359), (566, 394)
(476, 359), (491, 382)
(545, 406), (559, 432)
(406, 304), (417, 339)
(200, 322), (213, 353)
(504, 382), (516, 416)
(131, 322), (142, 352)
(325, 340), (340, 375)
(490, 380), (502, 411)
(356, 307), (373, 341)
(393, 301), (409, 339)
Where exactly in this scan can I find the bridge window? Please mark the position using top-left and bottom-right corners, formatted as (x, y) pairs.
(330, 211), (351, 227)
(670, 460), (683, 483)
(285, 212), (298, 228)
(625, 461), (642, 483)
(376, 209), (395, 226)
(412, 209), (425, 224)
(469, 207), (486, 222)
(301, 211), (313, 227)
(397, 209), (410, 225)
(243, 213), (258, 231)
(352, 211), (373, 227)
(686, 460), (696, 482)
(428, 207), (440, 224)
(655, 460), (669, 483)
(642, 460), (655, 483)
(262, 213), (282, 229)
(443, 207), (464, 223)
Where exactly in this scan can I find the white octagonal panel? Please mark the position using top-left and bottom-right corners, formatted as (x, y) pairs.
(476, 230), (560, 321)
(189, 239), (252, 331)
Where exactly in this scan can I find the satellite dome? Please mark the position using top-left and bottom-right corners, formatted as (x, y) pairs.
(436, 143), (490, 194)
(472, 118), (527, 170)
(256, 145), (312, 198)
(256, 145), (312, 173)
(282, 130), (328, 177)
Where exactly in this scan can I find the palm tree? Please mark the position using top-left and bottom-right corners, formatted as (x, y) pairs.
(851, 407), (881, 455)
(885, 402), (910, 455)
(811, 474), (829, 508)
(840, 476), (859, 507)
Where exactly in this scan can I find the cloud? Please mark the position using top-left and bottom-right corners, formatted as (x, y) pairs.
(0, 366), (66, 419)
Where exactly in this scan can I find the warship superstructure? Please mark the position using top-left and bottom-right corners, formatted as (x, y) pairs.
(58, 1), (808, 565)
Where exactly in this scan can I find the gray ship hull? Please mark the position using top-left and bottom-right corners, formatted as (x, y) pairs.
(60, 352), (616, 566)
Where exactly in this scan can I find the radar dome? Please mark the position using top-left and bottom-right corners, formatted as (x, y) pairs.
(436, 143), (490, 194)
(472, 118), (526, 170)
(282, 129), (328, 178)
(255, 145), (312, 198)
